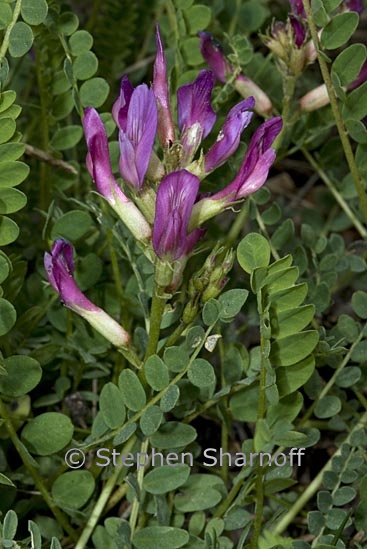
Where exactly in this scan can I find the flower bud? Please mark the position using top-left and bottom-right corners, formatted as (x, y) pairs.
(45, 240), (131, 348)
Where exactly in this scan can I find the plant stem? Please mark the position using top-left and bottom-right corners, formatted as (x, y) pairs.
(75, 436), (137, 549)
(249, 293), (268, 549)
(226, 201), (249, 248)
(302, 0), (367, 224)
(273, 74), (297, 152)
(129, 438), (149, 536)
(0, 398), (77, 541)
(144, 282), (166, 360)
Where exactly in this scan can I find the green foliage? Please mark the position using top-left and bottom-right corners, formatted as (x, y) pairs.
(21, 412), (74, 455)
(133, 526), (189, 549)
(52, 470), (95, 510)
(321, 12), (359, 50)
(1, 0), (367, 547)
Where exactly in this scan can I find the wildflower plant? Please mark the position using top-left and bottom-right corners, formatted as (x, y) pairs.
(1, 1), (367, 548)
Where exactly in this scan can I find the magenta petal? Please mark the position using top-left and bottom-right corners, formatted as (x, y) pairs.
(177, 70), (216, 161)
(45, 240), (131, 347)
(290, 15), (307, 47)
(204, 97), (255, 173)
(112, 76), (134, 131)
(153, 24), (175, 147)
(177, 70), (216, 137)
(83, 107), (127, 203)
(212, 117), (282, 201)
(118, 132), (140, 189)
(198, 31), (230, 83)
(119, 84), (158, 189)
(44, 240), (98, 311)
(289, 0), (306, 18)
(153, 170), (201, 260)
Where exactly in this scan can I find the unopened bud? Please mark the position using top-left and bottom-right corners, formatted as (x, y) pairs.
(299, 84), (331, 112)
(202, 277), (228, 302)
(234, 75), (273, 116)
(262, 16), (311, 78)
(182, 300), (200, 324)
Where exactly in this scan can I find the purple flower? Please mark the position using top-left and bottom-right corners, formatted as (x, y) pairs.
(83, 107), (151, 242)
(289, 0), (306, 19)
(198, 31), (273, 116)
(204, 97), (255, 173)
(44, 240), (130, 348)
(198, 31), (230, 83)
(212, 117), (283, 201)
(177, 70), (216, 164)
(112, 76), (134, 131)
(289, 15), (307, 47)
(152, 170), (204, 261)
(189, 117), (282, 229)
(83, 107), (127, 202)
(271, 17), (306, 50)
(118, 84), (158, 189)
(342, 0), (364, 13)
(153, 25), (175, 148)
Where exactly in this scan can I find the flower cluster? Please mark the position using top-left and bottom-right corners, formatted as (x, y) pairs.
(45, 25), (281, 345)
(262, 1), (317, 78)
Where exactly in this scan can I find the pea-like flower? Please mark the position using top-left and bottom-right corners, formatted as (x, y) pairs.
(44, 240), (131, 348)
(117, 84), (158, 189)
(80, 24), (282, 291)
(203, 97), (255, 174)
(190, 117), (283, 228)
(83, 107), (151, 243)
(152, 170), (204, 261)
(177, 70), (216, 165)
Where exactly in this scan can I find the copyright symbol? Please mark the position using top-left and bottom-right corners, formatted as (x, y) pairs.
(64, 448), (85, 469)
